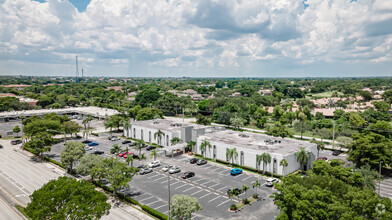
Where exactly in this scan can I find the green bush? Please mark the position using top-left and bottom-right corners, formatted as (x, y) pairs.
(230, 204), (237, 211)
(141, 205), (171, 220)
(44, 157), (66, 169)
(91, 133), (99, 136)
(242, 198), (250, 204)
(216, 159), (230, 165)
(116, 192), (140, 206)
(15, 204), (32, 220)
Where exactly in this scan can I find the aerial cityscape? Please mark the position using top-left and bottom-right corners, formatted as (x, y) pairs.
(0, 0), (391, 220)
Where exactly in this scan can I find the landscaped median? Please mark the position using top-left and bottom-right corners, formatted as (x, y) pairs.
(229, 195), (259, 212)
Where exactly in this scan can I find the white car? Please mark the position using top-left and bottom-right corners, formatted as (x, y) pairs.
(148, 161), (161, 168)
(265, 178), (279, 187)
(169, 166), (181, 174)
(85, 146), (93, 151)
(161, 165), (173, 172)
(111, 137), (120, 141)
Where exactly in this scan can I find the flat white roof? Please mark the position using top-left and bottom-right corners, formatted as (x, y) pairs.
(198, 130), (316, 156)
(131, 119), (207, 133)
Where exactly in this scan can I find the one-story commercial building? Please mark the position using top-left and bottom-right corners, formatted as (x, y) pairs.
(196, 129), (318, 176)
(125, 119), (318, 175)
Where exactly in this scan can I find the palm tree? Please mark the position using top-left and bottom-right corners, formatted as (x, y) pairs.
(252, 179), (261, 198)
(242, 185), (250, 199)
(122, 119), (131, 137)
(150, 149), (159, 161)
(186, 141), (196, 153)
(126, 155), (135, 167)
(260, 153), (271, 174)
(228, 148), (238, 167)
(139, 153), (147, 165)
(295, 147), (310, 172)
(82, 114), (93, 139)
(310, 138), (325, 158)
(199, 139), (211, 158)
(280, 159), (288, 177)
(110, 144), (122, 158)
(154, 130), (165, 146)
(135, 139), (145, 156)
(256, 154), (263, 172)
(104, 120), (116, 138)
(170, 137), (182, 145)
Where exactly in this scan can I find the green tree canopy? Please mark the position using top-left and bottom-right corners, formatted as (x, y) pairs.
(25, 177), (111, 220)
(170, 194), (202, 220)
(267, 122), (292, 138)
(76, 154), (104, 176)
(61, 141), (85, 173)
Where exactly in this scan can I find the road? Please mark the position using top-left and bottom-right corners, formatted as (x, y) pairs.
(0, 139), (153, 220)
(0, 194), (22, 220)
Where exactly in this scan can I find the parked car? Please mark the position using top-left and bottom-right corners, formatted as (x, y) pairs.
(148, 161), (161, 168)
(88, 142), (99, 146)
(317, 157), (328, 161)
(197, 159), (207, 166)
(85, 146), (93, 151)
(132, 154), (140, 159)
(181, 172), (195, 179)
(129, 142), (137, 147)
(119, 151), (132, 157)
(332, 150), (342, 156)
(230, 168), (242, 176)
(108, 136), (117, 140)
(265, 178), (279, 187)
(0, 144), (3, 149)
(161, 165), (173, 172)
(111, 137), (120, 141)
(82, 140), (92, 144)
(169, 166), (181, 174)
(92, 150), (104, 155)
(123, 153), (134, 159)
(146, 146), (157, 151)
(137, 165), (146, 169)
(11, 139), (22, 145)
(122, 140), (132, 144)
(139, 167), (153, 175)
(190, 158), (198, 164)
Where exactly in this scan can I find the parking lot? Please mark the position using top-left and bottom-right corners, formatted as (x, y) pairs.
(44, 132), (278, 219)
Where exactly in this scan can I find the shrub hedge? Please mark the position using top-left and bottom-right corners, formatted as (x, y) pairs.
(141, 205), (172, 220)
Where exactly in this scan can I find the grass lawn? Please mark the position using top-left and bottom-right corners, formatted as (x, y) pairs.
(306, 91), (343, 99)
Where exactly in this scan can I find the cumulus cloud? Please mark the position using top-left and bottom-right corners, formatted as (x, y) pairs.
(0, 0), (390, 76)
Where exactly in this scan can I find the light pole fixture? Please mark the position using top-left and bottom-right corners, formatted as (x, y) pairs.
(378, 160), (383, 196)
(168, 166), (171, 220)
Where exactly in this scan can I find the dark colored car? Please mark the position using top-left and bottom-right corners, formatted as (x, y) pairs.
(122, 140), (132, 144)
(181, 172), (195, 179)
(137, 165), (146, 169)
(146, 146), (156, 151)
(82, 140), (92, 144)
(11, 139), (22, 145)
(133, 154), (140, 159)
(197, 159), (207, 165)
(190, 158), (198, 164)
(332, 150), (342, 156)
(317, 157), (328, 161)
(129, 142), (137, 147)
(0, 144), (3, 149)
(92, 150), (104, 155)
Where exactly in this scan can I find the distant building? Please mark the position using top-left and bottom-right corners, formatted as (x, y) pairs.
(182, 89), (198, 95)
(258, 89), (272, 96)
(106, 86), (123, 92)
(0, 94), (37, 106)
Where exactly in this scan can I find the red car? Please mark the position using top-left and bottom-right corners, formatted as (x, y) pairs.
(317, 157), (328, 161)
(123, 153), (134, 159)
(119, 151), (132, 157)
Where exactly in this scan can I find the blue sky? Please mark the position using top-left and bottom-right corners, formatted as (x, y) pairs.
(0, 0), (391, 77)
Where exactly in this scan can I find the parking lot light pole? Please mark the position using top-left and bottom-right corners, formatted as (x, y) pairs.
(168, 168), (171, 220)
(379, 160), (383, 196)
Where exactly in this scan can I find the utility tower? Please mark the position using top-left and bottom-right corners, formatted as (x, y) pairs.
(75, 55), (79, 82)
(81, 68), (84, 79)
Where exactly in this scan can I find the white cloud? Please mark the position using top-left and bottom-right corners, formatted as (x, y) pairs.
(0, 0), (390, 76)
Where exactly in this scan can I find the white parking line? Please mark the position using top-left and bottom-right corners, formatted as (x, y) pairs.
(191, 189), (204, 196)
(147, 173), (160, 179)
(155, 204), (167, 210)
(220, 169), (229, 174)
(152, 176), (167, 182)
(199, 192), (212, 199)
(216, 199), (231, 207)
(183, 186), (195, 192)
(201, 180), (212, 186)
(175, 184), (188, 190)
(171, 181), (181, 186)
(209, 183), (219, 189)
(208, 196), (221, 202)
(192, 178), (205, 183)
(217, 186), (226, 192)
(243, 176), (254, 181)
(139, 196), (154, 202)
(145, 200), (160, 206)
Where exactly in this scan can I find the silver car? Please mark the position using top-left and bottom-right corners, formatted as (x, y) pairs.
(161, 165), (173, 172)
(139, 168), (153, 175)
(169, 166), (181, 174)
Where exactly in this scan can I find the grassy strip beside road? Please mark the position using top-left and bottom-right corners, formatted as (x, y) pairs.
(15, 205), (32, 220)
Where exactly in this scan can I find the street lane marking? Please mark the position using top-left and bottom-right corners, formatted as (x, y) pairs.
(139, 196), (154, 202)
(216, 199), (231, 207)
(0, 196), (23, 220)
(199, 192), (212, 199)
(182, 186), (195, 192)
(145, 200), (160, 206)
(191, 189), (204, 196)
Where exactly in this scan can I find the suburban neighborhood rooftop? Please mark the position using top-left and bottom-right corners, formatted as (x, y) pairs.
(199, 130), (316, 155)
